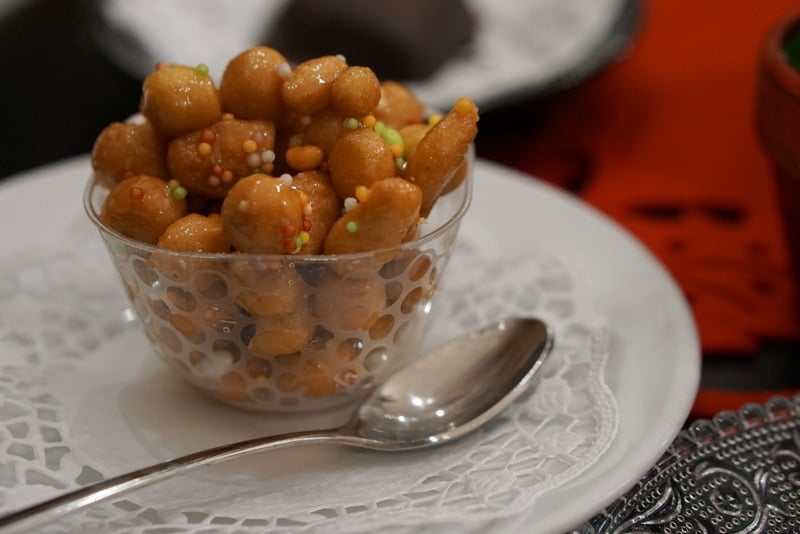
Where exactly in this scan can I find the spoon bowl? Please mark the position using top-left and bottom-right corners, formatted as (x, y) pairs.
(0, 317), (553, 532)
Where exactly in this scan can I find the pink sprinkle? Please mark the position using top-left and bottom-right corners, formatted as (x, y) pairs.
(208, 175), (221, 187)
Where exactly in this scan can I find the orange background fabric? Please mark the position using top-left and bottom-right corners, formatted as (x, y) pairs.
(480, 0), (800, 419)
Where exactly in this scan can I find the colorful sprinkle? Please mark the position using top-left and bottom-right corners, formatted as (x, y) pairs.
(242, 139), (258, 153)
(221, 170), (234, 183)
(247, 153), (262, 168)
(172, 186), (188, 200)
(299, 231), (310, 244)
(222, 112), (235, 121)
(279, 173), (293, 186)
(346, 221), (359, 233)
(260, 162), (274, 173)
(355, 185), (370, 203)
(282, 225), (298, 238)
(283, 238), (297, 253)
(208, 175), (221, 187)
(343, 197), (358, 212)
(212, 164), (224, 176)
(277, 62), (292, 77)
(362, 115), (377, 128)
(168, 179), (181, 190)
(302, 219), (313, 232)
(344, 117), (359, 130)
(195, 63), (209, 76)
(200, 129), (216, 143)
(336, 54), (347, 63)
(261, 150), (276, 163)
(198, 142), (212, 156)
(428, 113), (443, 126)
(395, 157), (406, 169)
(389, 143), (403, 158)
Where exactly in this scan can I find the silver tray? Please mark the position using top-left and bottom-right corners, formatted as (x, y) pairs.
(579, 395), (800, 533)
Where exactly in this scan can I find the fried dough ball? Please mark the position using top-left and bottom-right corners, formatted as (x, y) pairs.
(404, 97), (478, 216)
(330, 66), (381, 117)
(91, 120), (168, 182)
(220, 46), (288, 122)
(221, 174), (305, 254)
(101, 175), (188, 244)
(291, 170), (340, 254)
(248, 313), (314, 359)
(141, 64), (222, 138)
(327, 127), (396, 199)
(155, 213), (230, 253)
(229, 260), (304, 318)
(324, 177), (422, 255)
(373, 81), (425, 127)
(281, 55), (348, 115)
(167, 119), (276, 198)
(312, 270), (386, 331)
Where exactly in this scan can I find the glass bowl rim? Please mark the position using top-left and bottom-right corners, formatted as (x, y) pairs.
(83, 149), (473, 263)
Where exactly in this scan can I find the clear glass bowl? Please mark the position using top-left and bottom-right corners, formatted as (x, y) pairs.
(83, 164), (471, 413)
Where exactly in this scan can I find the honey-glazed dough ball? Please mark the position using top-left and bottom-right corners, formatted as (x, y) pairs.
(155, 213), (231, 252)
(229, 260), (304, 318)
(101, 175), (188, 244)
(330, 66), (381, 118)
(141, 64), (222, 138)
(373, 81), (425, 128)
(281, 55), (348, 115)
(324, 177), (422, 255)
(91, 120), (168, 182)
(311, 270), (386, 331)
(248, 312), (314, 359)
(327, 127), (396, 199)
(291, 170), (340, 254)
(167, 119), (276, 198)
(221, 174), (305, 254)
(404, 97), (478, 216)
(297, 109), (346, 156)
(220, 46), (288, 121)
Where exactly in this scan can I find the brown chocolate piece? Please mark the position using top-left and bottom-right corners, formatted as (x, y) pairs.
(265, 0), (474, 80)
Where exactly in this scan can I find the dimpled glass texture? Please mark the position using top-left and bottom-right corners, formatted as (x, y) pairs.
(84, 167), (471, 414)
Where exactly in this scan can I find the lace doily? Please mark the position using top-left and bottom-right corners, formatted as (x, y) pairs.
(0, 222), (618, 532)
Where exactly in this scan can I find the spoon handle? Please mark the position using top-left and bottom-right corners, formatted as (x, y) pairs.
(0, 427), (355, 532)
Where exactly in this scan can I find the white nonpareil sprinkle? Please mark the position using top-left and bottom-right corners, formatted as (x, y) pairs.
(279, 173), (293, 186)
(343, 197), (358, 212)
(277, 62), (291, 77)
(261, 150), (276, 163)
(246, 153), (261, 168)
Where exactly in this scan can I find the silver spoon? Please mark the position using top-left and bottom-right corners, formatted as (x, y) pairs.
(0, 317), (553, 532)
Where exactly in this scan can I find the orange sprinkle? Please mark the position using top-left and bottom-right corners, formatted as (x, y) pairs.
(283, 238), (297, 253)
(197, 142), (212, 156)
(355, 185), (370, 203)
(222, 112), (235, 121)
(200, 128), (216, 143)
(260, 162), (274, 173)
(242, 139), (258, 153)
(282, 225), (297, 238)
(155, 61), (166, 70)
(221, 170), (234, 183)
(390, 143), (403, 158)
(362, 114), (377, 128)
(212, 164), (223, 176)
(302, 219), (312, 231)
(428, 113), (443, 126)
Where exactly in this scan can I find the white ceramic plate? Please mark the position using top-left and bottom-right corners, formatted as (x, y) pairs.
(0, 157), (699, 532)
(91, 0), (638, 110)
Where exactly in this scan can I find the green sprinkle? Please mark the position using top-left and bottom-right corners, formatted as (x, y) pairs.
(373, 120), (387, 134)
(172, 186), (188, 200)
(195, 63), (209, 76)
(344, 117), (359, 130)
(382, 127), (403, 147)
(346, 221), (359, 233)
(395, 157), (405, 168)
(168, 179), (180, 190)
